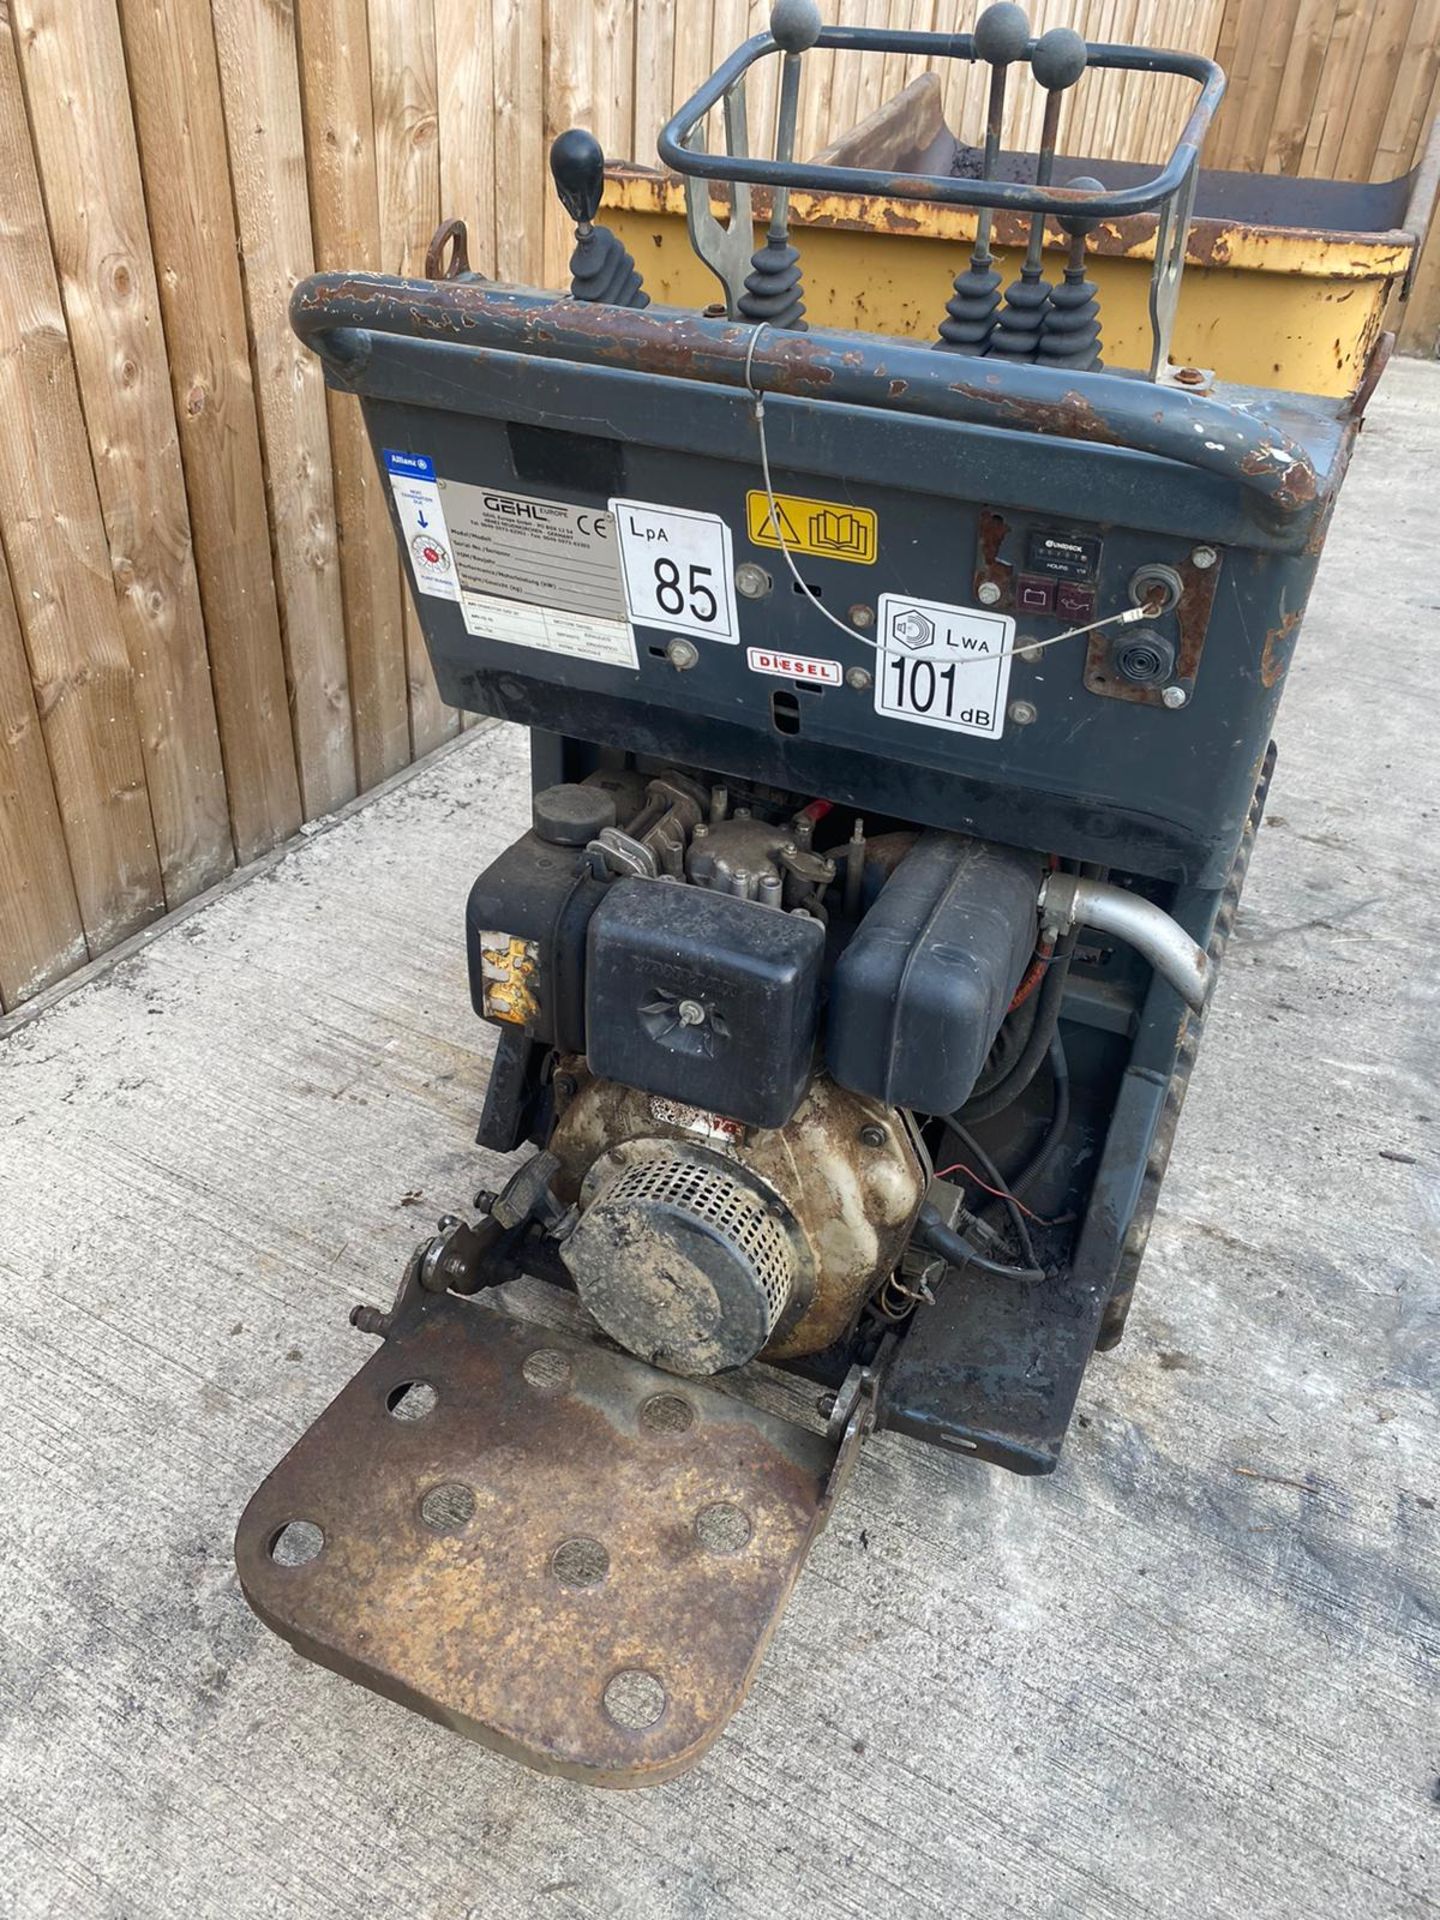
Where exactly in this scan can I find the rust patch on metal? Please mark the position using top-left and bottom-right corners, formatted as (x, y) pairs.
(974, 507), (1013, 610)
(1260, 608), (1302, 688)
(235, 1294), (835, 1786)
(1085, 550), (1223, 708)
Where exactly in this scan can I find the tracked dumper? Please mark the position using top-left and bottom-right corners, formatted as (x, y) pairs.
(236, 3), (1434, 1786)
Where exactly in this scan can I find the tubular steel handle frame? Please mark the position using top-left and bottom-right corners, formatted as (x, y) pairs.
(657, 29), (1225, 221)
(658, 27), (1225, 375)
(292, 275), (1320, 520)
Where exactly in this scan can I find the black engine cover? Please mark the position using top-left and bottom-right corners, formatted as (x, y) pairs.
(585, 880), (824, 1129)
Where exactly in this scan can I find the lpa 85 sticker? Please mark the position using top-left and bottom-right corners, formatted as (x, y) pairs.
(874, 593), (1014, 740)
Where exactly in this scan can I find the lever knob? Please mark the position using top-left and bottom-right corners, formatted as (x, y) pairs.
(1058, 173), (1105, 237)
(1030, 24), (1087, 91)
(770, 0), (823, 54)
(973, 2), (1030, 67)
(549, 127), (606, 226)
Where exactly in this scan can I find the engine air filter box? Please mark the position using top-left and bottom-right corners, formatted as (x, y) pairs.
(585, 880), (824, 1129)
(827, 832), (1041, 1115)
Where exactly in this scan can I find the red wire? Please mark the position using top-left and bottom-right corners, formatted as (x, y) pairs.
(933, 1160), (1050, 1223)
(1008, 941), (1054, 1012)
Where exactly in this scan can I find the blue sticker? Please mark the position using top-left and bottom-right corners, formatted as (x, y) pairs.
(383, 448), (436, 481)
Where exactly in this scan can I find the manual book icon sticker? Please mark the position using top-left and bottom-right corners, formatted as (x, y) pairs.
(745, 490), (877, 565)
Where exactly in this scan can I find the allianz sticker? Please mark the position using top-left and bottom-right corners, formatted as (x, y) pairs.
(873, 592), (1014, 740)
(383, 450), (458, 602)
(746, 646), (842, 686)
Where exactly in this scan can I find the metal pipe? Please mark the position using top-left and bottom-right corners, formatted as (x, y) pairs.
(657, 31), (1226, 220)
(1039, 872), (1212, 1011)
(291, 277), (1322, 518)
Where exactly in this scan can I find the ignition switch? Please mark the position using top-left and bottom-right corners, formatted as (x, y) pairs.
(1128, 563), (1185, 614)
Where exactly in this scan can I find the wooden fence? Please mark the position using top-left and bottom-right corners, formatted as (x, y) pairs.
(0, 0), (1436, 1012)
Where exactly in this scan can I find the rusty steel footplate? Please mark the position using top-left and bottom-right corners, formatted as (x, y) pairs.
(235, 1289), (842, 1786)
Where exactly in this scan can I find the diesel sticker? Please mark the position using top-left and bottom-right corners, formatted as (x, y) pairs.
(746, 490), (877, 565)
(439, 480), (637, 668)
(384, 450), (458, 602)
(746, 646), (842, 686)
(874, 593), (1014, 740)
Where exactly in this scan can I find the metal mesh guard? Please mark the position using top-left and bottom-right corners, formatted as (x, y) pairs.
(571, 1155), (795, 1373)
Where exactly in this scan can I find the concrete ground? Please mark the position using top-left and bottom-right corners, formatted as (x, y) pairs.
(1, 362), (1437, 1920)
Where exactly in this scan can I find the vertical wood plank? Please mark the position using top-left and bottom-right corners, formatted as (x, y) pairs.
(435, 0), (498, 271)
(211, 0), (358, 819)
(593, 0), (635, 159)
(634, 0), (679, 162)
(115, 0), (302, 866)
(13, 0), (234, 910)
(1297, 0), (1364, 177)
(0, 545), (86, 1008)
(434, 0), (497, 736)
(1332, 0), (1420, 180)
(0, 5), (162, 952)
(493, 0), (546, 283)
(1250, 0), (1323, 170)
(1371, 0), (1440, 179)
(544, 0), (596, 290)
(296, 0), (412, 791)
(673, 0), (718, 154)
(368, 0), (457, 757)
(1397, 66), (1440, 353)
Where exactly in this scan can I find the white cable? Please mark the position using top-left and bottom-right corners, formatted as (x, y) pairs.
(742, 320), (1156, 665)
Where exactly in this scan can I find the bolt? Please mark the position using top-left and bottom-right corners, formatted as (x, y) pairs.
(845, 665), (872, 691)
(859, 1123), (887, 1148)
(848, 603), (874, 629)
(815, 1391), (838, 1420)
(473, 1188), (497, 1213)
(665, 637), (699, 671)
(977, 580), (1003, 607)
(1175, 365), (1205, 386)
(436, 1213), (462, 1234)
(1018, 644), (1042, 664)
(1190, 545), (1218, 570)
(1161, 684), (1189, 709)
(350, 1304), (390, 1337)
(735, 561), (772, 600)
(1009, 699), (1037, 726)
(553, 1072), (577, 1099)
(677, 998), (707, 1027)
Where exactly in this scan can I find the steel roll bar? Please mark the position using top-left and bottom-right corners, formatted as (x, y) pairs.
(292, 276), (1320, 518)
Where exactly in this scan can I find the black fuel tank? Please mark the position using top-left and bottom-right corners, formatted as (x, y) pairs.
(827, 833), (1040, 1116)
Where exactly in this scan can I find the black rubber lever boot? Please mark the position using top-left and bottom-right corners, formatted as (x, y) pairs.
(549, 128), (649, 308)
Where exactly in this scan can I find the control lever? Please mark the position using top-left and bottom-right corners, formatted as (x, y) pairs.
(549, 128), (649, 308)
(1037, 173), (1105, 369)
(737, 0), (824, 330)
(936, 2), (1030, 355)
(989, 26), (1087, 361)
